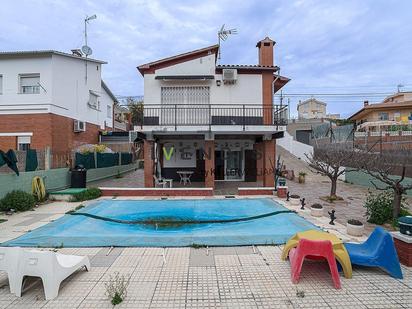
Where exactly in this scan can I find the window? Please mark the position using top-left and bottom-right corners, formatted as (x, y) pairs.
(161, 86), (210, 104)
(107, 105), (112, 118)
(394, 112), (401, 121)
(20, 74), (40, 94)
(88, 91), (100, 109)
(0, 75), (3, 94)
(378, 112), (389, 121)
(17, 136), (31, 151)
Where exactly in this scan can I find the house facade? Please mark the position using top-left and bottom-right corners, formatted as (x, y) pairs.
(349, 92), (412, 131)
(0, 50), (116, 153)
(297, 98), (327, 119)
(137, 37), (290, 189)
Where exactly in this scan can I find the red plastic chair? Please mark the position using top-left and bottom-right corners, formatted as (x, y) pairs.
(289, 238), (341, 289)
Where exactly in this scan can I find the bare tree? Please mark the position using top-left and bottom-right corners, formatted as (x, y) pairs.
(355, 147), (412, 218)
(305, 143), (355, 199)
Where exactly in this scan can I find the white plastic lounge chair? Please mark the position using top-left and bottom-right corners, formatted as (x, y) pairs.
(14, 249), (90, 300)
(153, 175), (173, 188)
(0, 247), (21, 294)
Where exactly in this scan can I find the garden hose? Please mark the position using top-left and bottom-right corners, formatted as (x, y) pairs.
(68, 209), (296, 225)
(32, 176), (46, 201)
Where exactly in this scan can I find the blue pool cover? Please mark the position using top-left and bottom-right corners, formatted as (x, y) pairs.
(3, 198), (319, 247)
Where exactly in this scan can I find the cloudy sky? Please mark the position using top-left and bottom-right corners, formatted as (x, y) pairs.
(1, 0), (412, 117)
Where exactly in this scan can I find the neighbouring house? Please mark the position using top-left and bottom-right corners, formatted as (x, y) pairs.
(349, 92), (412, 131)
(136, 37), (290, 189)
(113, 104), (131, 132)
(297, 98), (327, 119)
(0, 50), (116, 153)
(326, 113), (340, 120)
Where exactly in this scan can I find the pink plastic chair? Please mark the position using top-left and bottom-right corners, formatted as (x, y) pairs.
(289, 238), (341, 289)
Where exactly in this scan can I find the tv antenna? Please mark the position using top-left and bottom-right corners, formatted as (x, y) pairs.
(83, 14), (96, 84)
(217, 24), (237, 60)
(397, 84), (404, 92)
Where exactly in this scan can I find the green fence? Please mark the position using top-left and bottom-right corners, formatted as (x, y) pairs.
(0, 163), (139, 199)
(75, 152), (133, 169)
(345, 169), (412, 196)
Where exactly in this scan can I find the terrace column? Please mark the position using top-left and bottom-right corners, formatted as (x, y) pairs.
(144, 139), (155, 188)
(204, 139), (215, 189)
(262, 137), (275, 187)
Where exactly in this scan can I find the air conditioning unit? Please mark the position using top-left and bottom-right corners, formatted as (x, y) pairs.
(74, 120), (86, 132)
(222, 69), (237, 84)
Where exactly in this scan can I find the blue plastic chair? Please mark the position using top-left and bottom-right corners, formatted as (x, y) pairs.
(344, 227), (403, 279)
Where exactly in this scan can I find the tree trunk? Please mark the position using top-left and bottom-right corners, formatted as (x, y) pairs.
(392, 190), (402, 219)
(330, 177), (337, 198)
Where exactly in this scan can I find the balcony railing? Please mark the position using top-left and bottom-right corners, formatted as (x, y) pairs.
(140, 104), (288, 130)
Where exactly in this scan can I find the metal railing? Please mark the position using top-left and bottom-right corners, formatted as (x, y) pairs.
(140, 104), (288, 130)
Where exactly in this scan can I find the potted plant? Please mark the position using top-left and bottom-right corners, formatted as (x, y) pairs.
(289, 194), (300, 206)
(298, 172), (307, 184)
(347, 219), (364, 237)
(310, 203), (323, 217)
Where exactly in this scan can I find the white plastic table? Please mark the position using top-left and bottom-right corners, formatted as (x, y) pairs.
(177, 171), (194, 186)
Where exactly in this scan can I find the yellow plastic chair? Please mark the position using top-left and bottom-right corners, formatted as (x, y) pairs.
(281, 230), (352, 279)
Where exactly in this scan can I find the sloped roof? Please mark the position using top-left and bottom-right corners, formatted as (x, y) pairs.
(0, 50), (107, 64)
(297, 98), (327, 107)
(217, 64), (279, 71)
(137, 45), (219, 75)
(101, 81), (118, 103)
(348, 100), (412, 120)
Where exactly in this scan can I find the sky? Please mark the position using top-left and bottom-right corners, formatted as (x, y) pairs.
(1, 0), (412, 117)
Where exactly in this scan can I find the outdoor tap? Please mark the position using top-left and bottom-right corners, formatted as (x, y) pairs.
(328, 210), (336, 225)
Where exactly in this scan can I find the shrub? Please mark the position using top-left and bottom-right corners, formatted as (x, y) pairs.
(0, 190), (36, 212)
(364, 191), (407, 225)
(71, 188), (101, 202)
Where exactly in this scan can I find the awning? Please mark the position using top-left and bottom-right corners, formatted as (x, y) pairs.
(155, 75), (214, 80)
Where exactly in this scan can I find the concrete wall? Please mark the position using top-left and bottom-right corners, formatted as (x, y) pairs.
(345, 169), (412, 196)
(0, 163), (138, 199)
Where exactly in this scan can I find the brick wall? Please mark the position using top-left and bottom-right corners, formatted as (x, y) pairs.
(0, 113), (101, 153)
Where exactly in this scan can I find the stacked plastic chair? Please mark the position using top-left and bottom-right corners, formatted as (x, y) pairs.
(289, 238), (341, 289)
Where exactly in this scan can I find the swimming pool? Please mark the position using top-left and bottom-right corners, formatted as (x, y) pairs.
(3, 198), (318, 247)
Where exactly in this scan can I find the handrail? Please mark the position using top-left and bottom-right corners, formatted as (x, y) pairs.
(140, 104), (288, 128)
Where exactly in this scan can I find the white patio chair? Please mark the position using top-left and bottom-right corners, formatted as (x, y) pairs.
(14, 249), (90, 300)
(0, 247), (21, 294)
(153, 175), (173, 188)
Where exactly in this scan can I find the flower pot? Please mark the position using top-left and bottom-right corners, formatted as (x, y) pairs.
(310, 206), (323, 217)
(347, 222), (364, 237)
(290, 197), (300, 206)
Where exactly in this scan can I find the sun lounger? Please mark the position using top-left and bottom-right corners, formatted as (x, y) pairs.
(0, 247), (21, 293)
(14, 249), (90, 300)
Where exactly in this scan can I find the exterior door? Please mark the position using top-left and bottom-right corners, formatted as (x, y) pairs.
(225, 150), (243, 180)
(244, 150), (257, 182)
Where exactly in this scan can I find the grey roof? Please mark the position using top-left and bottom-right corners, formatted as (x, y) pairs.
(0, 50), (107, 64)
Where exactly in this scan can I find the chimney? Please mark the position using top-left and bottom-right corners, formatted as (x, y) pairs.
(256, 37), (275, 66)
(71, 49), (83, 57)
(364, 100), (369, 107)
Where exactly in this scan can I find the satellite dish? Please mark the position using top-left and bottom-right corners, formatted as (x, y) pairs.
(82, 45), (93, 56)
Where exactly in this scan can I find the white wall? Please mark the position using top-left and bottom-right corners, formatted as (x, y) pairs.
(0, 56), (53, 107)
(144, 54), (262, 106)
(0, 54), (114, 129)
(277, 131), (313, 163)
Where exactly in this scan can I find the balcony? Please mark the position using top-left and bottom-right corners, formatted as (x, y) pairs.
(139, 104), (288, 131)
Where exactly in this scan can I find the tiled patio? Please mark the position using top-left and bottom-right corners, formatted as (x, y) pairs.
(0, 197), (411, 308)
(1, 244), (411, 308)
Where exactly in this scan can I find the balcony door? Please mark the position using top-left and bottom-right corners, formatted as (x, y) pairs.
(161, 86), (210, 126)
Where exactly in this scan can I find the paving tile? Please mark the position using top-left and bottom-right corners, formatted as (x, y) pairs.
(100, 267), (134, 282)
(239, 254), (268, 266)
(110, 255), (141, 268)
(354, 292), (404, 308)
(215, 254), (241, 267)
(138, 255), (165, 269)
(96, 247), (124, 257)
(186, 299), (221, 308)
(67, 266), (107, 282)
(288, 294), (331, 308)
(212, 247), (237, 255)
(187, 267), (219, 300)
(189, 248), (215, 267)
(121, 247), (147, 256)
(13, 214), (53, 226)
(90, 254), (118, 267)
(131, 267), (162, 282)
(152, 280), (187, 301)
(219, 298), (258, 308)
(254, 298), (294, 309)
(149, 299), (186, 308)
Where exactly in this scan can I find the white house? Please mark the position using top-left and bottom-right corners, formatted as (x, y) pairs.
(0, 50), (117, 153)
(136, 37), (290, 189)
